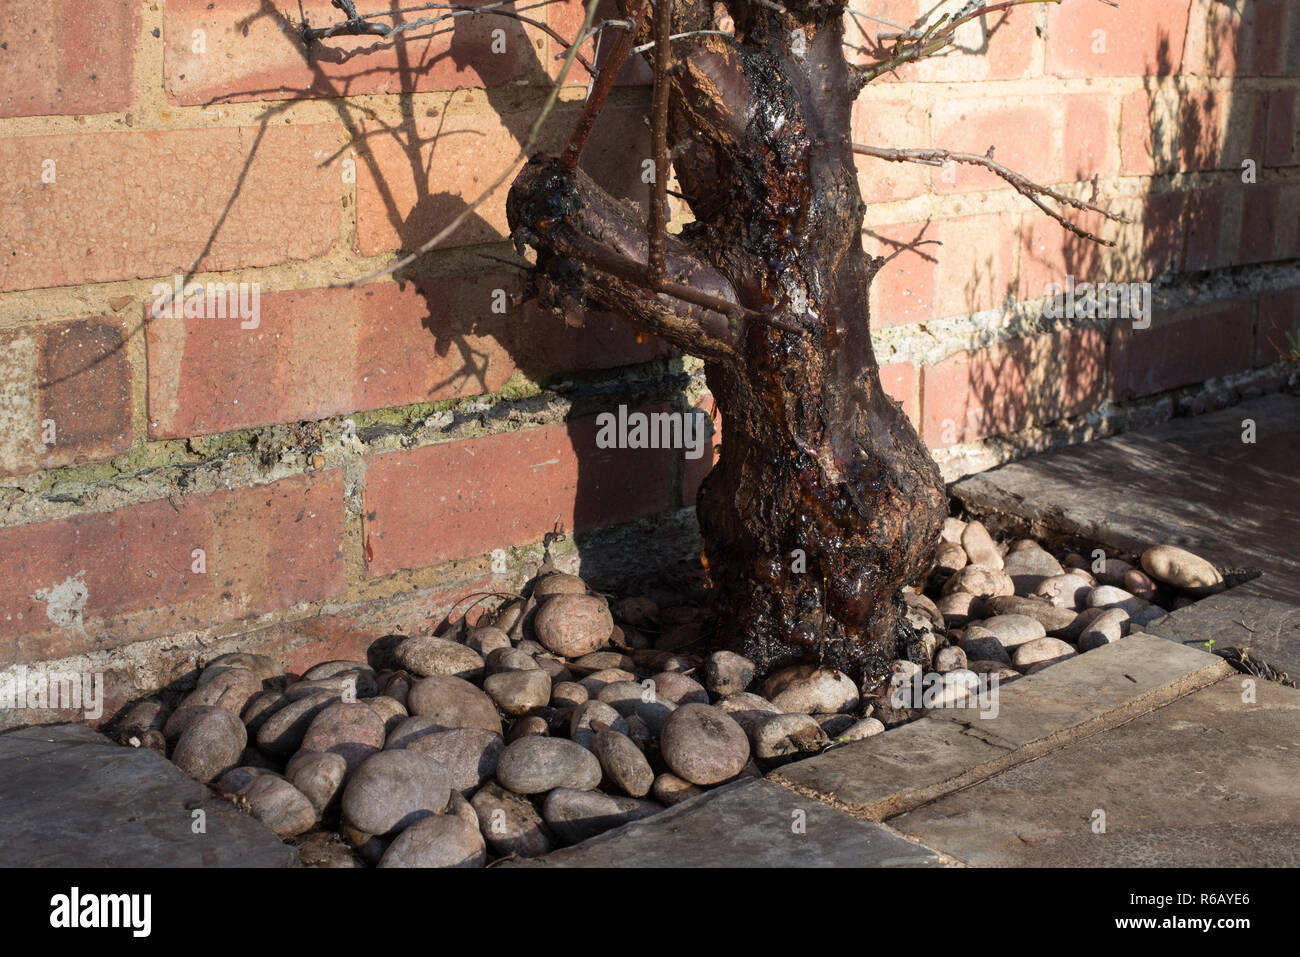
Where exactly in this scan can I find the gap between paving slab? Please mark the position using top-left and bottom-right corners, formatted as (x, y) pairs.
(770, 634), (1233, 822)
(887, 675), (1300, 866)
(1145, 591), (1300, 685)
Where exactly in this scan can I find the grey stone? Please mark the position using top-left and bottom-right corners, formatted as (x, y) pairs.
(774, 635), (1232, 820)
(891, 676), (1300, 866)
(951, 394), (1300, 605)
(508, 779), (949, 868)
(0, 724), (296, 867)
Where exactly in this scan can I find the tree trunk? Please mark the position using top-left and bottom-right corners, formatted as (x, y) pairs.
(507, 0), (946, 684)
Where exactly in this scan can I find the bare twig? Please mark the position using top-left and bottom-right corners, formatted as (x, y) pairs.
(562, 0), (650, 170)
(852, 143), (1129, 245)
(647, 0), (673, 286)
(303, 0), (599, 76)
(851, 0), (1062, 88)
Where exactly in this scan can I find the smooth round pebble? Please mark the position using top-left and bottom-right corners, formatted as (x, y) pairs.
(592, 730), (654, 797)
(471, 783), (553, 858)
(406, 676), (501, 734)
(378, 813), (486, 868)
(534, 594), (614, 658)
(496, 736), (602, 794)
(659, 703), (750, 785)
(172, 707), (247, 783)
(341, 750), (451, 836)
(541, 788), (660, 846)
(395, 636), (484, 680)
(1012, 637), (1078, 669)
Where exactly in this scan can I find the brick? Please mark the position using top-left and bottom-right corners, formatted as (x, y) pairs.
(1206, 0), (1299, 77)
(0, 125), (344, 293)
(1178, 89), (1264, 173)
(1265, 90), (1300, 168)
(931, 96), (1060, 194)
(1046, 0), (1188, 77)
(843, 0), (920, 74)
(1023, 189), (1186, 295)
(863, 222), (938, 327)
(0, 316), (133, 477)
(921, 327), (1106, 448)
(0, 1), (139, 118)
(1110, 299), (1255, 400)
(1019, 209), (1106, 300)
(1119, 88), (1180, 177)
(1249, 0), (1291, 77)
(853, 98), (929, 203)
(147, 275), (520, 439)
(879, 361), (919, 426)
(1240, 184), (1300, 265)
(549, 0), (652, 86)
(362, 412), (677, 576)
(892, 2), (1039, 84)
(355, 102), (649, 257)
(931, 213), (1016, 318)
(163, 0), (542, 105)
(512, 303), (670, 381)
(0, 472), (346, 662)
(1182, 188), (1242, 272)
(1063, 94), (1115, 182)
(1257, 287), (1300, 366)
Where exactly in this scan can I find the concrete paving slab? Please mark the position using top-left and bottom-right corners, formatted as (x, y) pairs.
(0, 723), (297, 867)
(888, 676), (1300, 866)
(1145, 591), (1300, 685)
(772, 635), (1232, 820)
(950, 393), (1300, 605)
(505, 778), (952, 867)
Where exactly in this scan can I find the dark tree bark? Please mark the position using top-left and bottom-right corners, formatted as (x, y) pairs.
(507, 0), (947, 683)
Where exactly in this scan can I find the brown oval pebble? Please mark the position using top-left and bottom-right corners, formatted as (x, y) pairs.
(534, 594), (614, 658)
(286, 749), (349, 814)
(378, 813), (486, 868)
(659, 703), (750, 785)
(341, 750), (451, 836)
(406, 675), (502, 734)
(301, 701), (387, 774)
(172, 707), (247, 783)
(242, 775), (318, 837)
(532, 572), (589, 599)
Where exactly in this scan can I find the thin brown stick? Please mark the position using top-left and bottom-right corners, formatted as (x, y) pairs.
(852, 143), (1128, 246)
(562, 0), (650, 170)
(303, 1), (599, 76)
(647, 0), (673, 286)
(851, 0), (1062, 88)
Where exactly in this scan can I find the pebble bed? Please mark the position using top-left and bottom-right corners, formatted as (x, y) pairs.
(110, 518), (1230, 868)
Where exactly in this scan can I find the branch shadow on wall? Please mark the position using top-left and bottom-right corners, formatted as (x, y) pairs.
(172, 0), (700, 605)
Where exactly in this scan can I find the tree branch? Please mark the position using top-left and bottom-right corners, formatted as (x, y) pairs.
(852, 143), (1129, 246)
(849, 0), (1063, 90)
(302, 1), (600, 77)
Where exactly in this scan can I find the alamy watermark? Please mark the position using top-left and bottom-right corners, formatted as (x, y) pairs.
(150, 274), (261, 329)
(1043, 275), (1151, 328)
(595, 405), (710, 460)
(0, 666), (103, 720)
(890, 668), (1000, 719)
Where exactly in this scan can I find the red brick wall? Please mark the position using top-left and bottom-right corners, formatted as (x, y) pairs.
(1, 0), (1297, 718)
